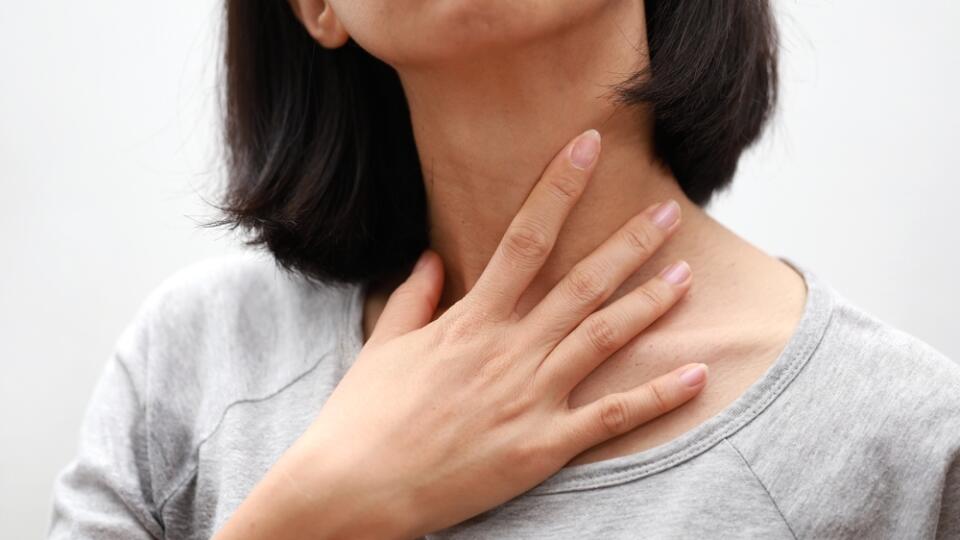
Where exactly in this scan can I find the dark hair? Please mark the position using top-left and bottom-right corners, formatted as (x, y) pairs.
(216, 1), (778, 285)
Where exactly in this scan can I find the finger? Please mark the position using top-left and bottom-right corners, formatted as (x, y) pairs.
(366, 250), (445, 346)
(561, 362), (708, 451)
(522, 199), (681, 346)
(537, 260), (692, 397)
(469, 129), (601, 318)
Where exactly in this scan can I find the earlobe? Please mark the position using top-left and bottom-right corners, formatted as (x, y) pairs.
(315, 2), (350, 49)
(289, 0), (350, 49)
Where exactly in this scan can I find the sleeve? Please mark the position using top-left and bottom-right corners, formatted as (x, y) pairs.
(938, 452), (960, 540)
(48, 353), (163, 539)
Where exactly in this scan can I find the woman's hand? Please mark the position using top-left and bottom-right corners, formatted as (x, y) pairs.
(215, 129), (706, 540)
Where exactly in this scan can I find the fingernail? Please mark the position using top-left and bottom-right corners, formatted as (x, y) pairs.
(651, 200), (680, 230)
(679, 363), (708, 387)
(569, 129), (601, 170)
(659, 260), (691, 285)
(413, 251), (431, 271)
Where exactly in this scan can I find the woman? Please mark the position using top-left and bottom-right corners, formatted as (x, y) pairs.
(50, 1), (959, 538)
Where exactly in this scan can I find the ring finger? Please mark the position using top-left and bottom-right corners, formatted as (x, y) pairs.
(536, 260), (692, 398)
(522, 199), (681, 348)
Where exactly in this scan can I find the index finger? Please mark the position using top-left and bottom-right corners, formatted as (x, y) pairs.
(469, 129), (602, 318)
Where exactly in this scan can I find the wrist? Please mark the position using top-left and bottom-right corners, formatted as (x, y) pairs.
(281, 433), (421, 540)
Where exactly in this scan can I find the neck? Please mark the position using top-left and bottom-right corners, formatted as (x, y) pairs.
(393, 2), (727, 315)
(360, 2), (810, 466)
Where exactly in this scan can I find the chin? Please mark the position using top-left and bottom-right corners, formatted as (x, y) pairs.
(332, 0), (614, 65)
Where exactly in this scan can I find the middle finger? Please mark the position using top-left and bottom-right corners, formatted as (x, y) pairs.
(520, 199), (681, 347)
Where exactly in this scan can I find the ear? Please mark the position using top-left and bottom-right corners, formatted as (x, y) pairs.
(288, 0), (350, 49)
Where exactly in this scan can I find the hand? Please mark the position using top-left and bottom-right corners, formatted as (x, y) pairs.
(215, 129), (706, 540)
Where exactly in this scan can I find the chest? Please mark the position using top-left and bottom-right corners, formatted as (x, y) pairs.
(564, 332), (784, 467)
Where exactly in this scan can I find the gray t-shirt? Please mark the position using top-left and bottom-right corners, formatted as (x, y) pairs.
(48, 253), (960, 539)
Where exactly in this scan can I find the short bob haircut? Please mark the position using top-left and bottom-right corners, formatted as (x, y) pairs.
(216, 1), (779, 286)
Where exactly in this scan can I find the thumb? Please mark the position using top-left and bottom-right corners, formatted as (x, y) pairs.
(366, 250), (444, 346)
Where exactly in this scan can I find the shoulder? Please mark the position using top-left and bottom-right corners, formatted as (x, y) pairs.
(115, 251), (361, 391)
(743, 284), (960, 448)
(727, 283), (959, 535)
(117, 252), (357, 361)
(111, 253), (361, 499)
(821, 295), (960, 412)
(739, 268), (960, 443)
(813, 295), (960, 446)
(131, 251), (350, 331)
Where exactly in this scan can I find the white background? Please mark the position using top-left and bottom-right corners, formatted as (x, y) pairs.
(2, 1), (958, 537)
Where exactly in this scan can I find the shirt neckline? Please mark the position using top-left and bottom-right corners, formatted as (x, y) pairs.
(341, 257), (836, 496)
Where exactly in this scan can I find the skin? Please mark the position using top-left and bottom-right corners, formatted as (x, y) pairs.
(217, 0), (808, 537)
(217, 130), (708, 539)
(304, 0), (807, 464)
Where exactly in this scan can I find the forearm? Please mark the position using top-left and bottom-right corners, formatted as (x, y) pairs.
(212, 436), (417, 540)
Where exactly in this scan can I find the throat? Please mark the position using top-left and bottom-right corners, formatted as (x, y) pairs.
(390, 0), (669, 312)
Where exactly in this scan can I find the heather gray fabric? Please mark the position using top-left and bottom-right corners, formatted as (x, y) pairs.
(48, 253), (960, 539)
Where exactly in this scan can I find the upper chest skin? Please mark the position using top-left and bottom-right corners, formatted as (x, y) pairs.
(360, 259), (808, 470)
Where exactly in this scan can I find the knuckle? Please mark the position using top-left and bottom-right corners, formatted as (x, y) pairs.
(493, 383), (531, 420)
(632, 285), (664, 312)
(389, 280), (418, 301)
(545, 172), (583, 202)
(394, 282), (430, 307)
(505, 440), (535, 466)
(621, 222), (657, 254)
(501, 223), (551, 268)
(471, 332), (515, 381)
(438, 308), (487, 343)
(645, 382), (672, 415)
(584, 315), (619, 354)
(599, 395), (631, 435)
(478, 356), (509, 382)
(387, 282), (432, 314)
(506, 437), (550, 468)
(565, 265), (607, 305)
